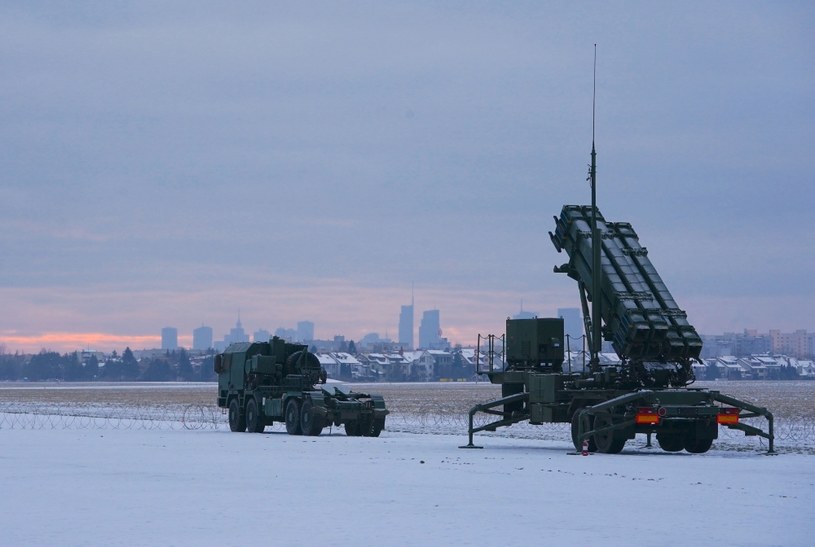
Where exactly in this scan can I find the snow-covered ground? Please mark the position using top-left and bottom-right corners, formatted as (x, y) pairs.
(2, 425), (812, 546)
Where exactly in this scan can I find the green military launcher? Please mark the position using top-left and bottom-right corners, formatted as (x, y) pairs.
(462, 208), (776, 455)
(216, 337), (388, 436)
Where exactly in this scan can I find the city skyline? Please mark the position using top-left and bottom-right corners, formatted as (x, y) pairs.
(2, 4), (812, 355)
(2, 302), (811, 356)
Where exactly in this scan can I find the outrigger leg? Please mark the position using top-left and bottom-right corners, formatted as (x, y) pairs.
(459, 392), (529, 449)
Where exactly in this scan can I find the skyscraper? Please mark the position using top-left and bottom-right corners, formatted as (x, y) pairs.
(225, 316), (249, 346)
(399, 304), (413, 350)
(192, 325), (213, 351)
(253, 329), (271, 343)
(297, 321), (315, 342)
(557, 307), (584, 346)
(418, 309), (441, 349)
(161, 327), (178, 351)
(512, 300), (537, 320)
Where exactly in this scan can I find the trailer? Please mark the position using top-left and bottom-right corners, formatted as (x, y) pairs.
(462, 206), (774, 454)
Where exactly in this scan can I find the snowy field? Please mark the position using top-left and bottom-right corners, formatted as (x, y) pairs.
(2, 427), (813, 546)
(2, 382), (814, 546)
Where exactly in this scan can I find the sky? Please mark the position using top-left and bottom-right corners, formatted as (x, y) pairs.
(1, 1), (813, 353)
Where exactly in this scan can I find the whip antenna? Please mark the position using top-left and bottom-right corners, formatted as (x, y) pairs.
(589, 44), (601, 371)
(592, 44), (596, 145)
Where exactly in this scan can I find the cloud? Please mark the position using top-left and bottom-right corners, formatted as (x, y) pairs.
(1, 2), (813, 352)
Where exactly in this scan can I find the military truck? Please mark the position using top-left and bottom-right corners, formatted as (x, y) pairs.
(462, 205), (775, 454)
(215, 337), (387, 436)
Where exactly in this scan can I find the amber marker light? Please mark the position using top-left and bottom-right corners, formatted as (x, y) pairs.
(635, 407), (660, 425)
(717, 407), (740, 425)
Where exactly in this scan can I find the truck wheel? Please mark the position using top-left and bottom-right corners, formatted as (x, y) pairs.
(345, 420), (361, 437)
(228, 399), (246, 433)
(285, 398), (302, 435)
(656, 433), (684, 452)
(593, 412), (626, 454)
(570, 411), (597, 452)
(359, 416), (374, 437)
(300, 399), (323, 436)
(370, 417), (385, 437)
(684, 436), (713, 454)
(246, 398), (265, 433)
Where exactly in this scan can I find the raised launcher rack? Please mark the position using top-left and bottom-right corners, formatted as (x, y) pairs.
(550, 205), (702, 388)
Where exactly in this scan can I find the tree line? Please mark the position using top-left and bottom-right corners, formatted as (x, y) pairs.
(0, 348), (216, 382)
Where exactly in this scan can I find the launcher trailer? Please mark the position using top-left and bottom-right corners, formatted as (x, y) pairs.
(462, 206), (774, 454)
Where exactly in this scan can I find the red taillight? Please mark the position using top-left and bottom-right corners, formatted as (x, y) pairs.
(635, 407), (660, 425)
(717, 407), (740, 425)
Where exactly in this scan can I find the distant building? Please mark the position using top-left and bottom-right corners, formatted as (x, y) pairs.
(557, 308), (583, 346)
(253, 329), (271, 343)
(192, 325), (213, 351)
(297, 321), (315, 342)
(214, 318), (251, 352)
(161, 327), (178, 351)
(419, 309), (445, 350)
(358, 332), (395, 352)
(770, 329), (810, 359)
(399, 304), (414, 350)
(512, 301), (537, 320)
(225, 317), (249, 346)
(701, 329), (771, 359)
(734, 330), (771, 357)
(275, 327), (297, 342)
(512, 310), (537, 320)
(700, 334), (733, 359)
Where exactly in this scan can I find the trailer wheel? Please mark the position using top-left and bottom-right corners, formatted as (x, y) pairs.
(593, 412), (626, 454)
(285, 398), (302, 435)
(570, 411), (597, 452)
(344, 420), (361, 437)
(246, 398), (265, 433)
(228, 399), (246, 433)
(656, 433), (684, 452)
(684, 436), (713, 454)
(300, 399), (324, 436)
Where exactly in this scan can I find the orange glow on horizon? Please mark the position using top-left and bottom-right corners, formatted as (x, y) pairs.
(0, 332), (164, 354)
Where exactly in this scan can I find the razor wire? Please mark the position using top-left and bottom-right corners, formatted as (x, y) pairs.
(0, 402), (224, 431)
(2, 400), (814, 453)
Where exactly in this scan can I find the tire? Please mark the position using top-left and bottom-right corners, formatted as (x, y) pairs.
(359, 416), (374, 437)
(570, 410), (597, 452)
(593, 412), (626, 454)
(228, 399), (246, 433)
(285, 398), (302, 435)
(300, 399), (324, 436)
(345, 420), (361, 437)
(370, 417), (385, 438)
(684, 436), (713, 454)
(245, 397), (265, 433)
(656, 433), (685, 452)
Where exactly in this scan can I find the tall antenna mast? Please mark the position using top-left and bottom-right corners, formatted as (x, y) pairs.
(589, 44), (602, 371)
(592, 44), (597, 145)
